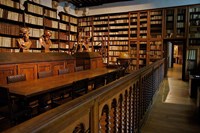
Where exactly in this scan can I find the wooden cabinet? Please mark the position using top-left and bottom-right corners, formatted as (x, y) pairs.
(73, 52), (104, 70)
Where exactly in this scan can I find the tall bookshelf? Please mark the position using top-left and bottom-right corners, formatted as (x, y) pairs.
(24, 0), (44, 52)
(108, 13), (129, 65)
(188, 5), (200, 46)
(149, 40), (163, 64)
(58, 12), (70, 53)
(176, 7), (187, 38)
(130, 40), (138, 70)
(139, 11), (148, 39)
(164, 8), (175, 38)
(150, 9), (163, 39)
(138, 41), (147, 68)
(93, 14), (109, 63)
(164, 7), (187, 39)
(78, 16), (93, 51)
(69, 15), (78, 51)
(43, 5), (59, 52)
(0, 0), (23, 52)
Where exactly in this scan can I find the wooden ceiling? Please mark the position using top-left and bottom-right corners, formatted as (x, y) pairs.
(60, 0), (133, 8)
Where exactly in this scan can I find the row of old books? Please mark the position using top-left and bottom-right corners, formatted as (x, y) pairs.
(44, 18), (59, 29)
(0, 22), (20, 36)
(0, 8), (23, 22)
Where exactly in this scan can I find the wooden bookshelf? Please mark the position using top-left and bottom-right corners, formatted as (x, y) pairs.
(93, 14), (109, 64)
(108, 13), (129, 65)
(58, 12), (70, 53)
(188, 5), (200, 46)
(149, 40), (163, 64)
(176, 7), (187, 38)
(0, 0), (23, 52)
(150, 9), (163, 39)
(164, 8), (175, 38)
(78, 16), (93, 51)
(139, 11), (148, 39)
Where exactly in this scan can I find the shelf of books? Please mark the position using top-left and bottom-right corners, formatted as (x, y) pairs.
(176, 7), (187, 38)
(58, 12), (70, 53)
(188, 5), (200, 46)
(108, 13), (129, 65)
(78, 16), (93, 51)
(164, 8), (175, 38)
(69, 15), (78, 53)
(149, 40), (163, 64)
(129, 12), (138, 40)
(24, 0), (44, 52)
(93, 14), (109, 64)
(138, 41), (147, 68)
(139, 11), (148, 40)
(130, 40), (138, 70)
(0, 0), (23, 52)
(43, 5), (59, 52)
(150, 9), (163, 39)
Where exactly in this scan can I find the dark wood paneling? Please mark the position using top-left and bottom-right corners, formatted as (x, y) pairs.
(18, 63), (37, 81)
(51, 61), (65, 75)
(0, 65), (17, 85)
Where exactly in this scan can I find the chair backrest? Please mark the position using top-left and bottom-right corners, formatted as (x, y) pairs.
(72, 78), (88, 98)
(94, 75), (106, 90)
(58, 68), (69, 75)
(75, 66), (84, 72)
(38, 71), (53, 79)
(7, 74), (26, 84)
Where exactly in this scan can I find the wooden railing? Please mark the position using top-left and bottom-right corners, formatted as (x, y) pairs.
(4, 59), (165, 133)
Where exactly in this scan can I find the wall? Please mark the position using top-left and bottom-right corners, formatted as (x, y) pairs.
(76, 0), (200, 16)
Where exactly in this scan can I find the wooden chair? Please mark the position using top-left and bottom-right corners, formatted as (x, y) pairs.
(38, 71), (53, 79)
(75, 66), (84, 72)
(37, 71), (53, 113)
(0, 87), (29, 125)
(50, 68), (71, 107)
(7, 74), (26, 84)
(58, 68), (69, 75)
(71, 78), (89, 99)
(7, 74), (39, 117)
(94, 75), (106, 90)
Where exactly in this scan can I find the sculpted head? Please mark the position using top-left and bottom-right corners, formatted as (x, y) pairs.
(44, 30), (52, 37)
(20, 27), (30, 39)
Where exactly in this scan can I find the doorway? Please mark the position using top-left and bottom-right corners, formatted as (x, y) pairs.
(163, 39), (186, 80)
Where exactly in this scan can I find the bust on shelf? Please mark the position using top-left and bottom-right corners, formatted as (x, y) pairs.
(39, 30), (52, 53)
(17, 27), (32, 52)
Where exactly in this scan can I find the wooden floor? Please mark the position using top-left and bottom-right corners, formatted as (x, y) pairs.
(141, 64), (200, 133)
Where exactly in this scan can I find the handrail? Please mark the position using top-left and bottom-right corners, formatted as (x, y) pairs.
(4, 59), (165, 133)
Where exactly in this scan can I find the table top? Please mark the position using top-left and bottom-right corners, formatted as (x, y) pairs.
(2, 68), (116, 98)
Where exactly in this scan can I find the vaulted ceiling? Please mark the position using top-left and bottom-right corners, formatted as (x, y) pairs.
(59, 0), (133, 8)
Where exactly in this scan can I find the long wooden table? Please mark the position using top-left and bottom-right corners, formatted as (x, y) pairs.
(1, 68), (117, 98)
